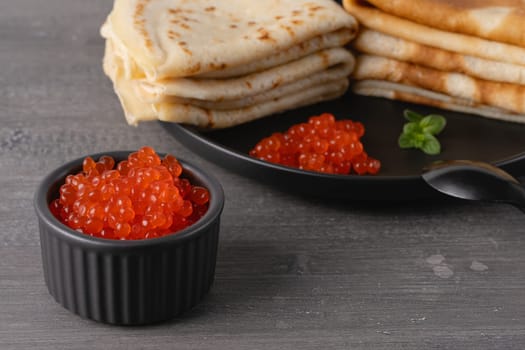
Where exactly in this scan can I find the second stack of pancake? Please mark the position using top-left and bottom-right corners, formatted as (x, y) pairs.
(344, 0), (525, 123)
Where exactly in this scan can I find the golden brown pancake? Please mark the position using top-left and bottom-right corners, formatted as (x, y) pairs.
(353, 29), (525, 85)
(343, 0), (525, 66)
(352, 54), (525, 116)
(363, 0), (525, 47)
(105, 0), (358, 80)
(353, 80), (525, 123)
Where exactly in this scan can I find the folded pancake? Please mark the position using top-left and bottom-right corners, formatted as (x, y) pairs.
(353, 80), (525, 123)
(353, 29), (525, 85)
(361, 0), (525, 48)
(194, 29), (354, 79)
(352, 55), (525, 115)
(157, 81), (349, 128)
(129, 47), (354, 103)
(104, 40), (350, 128)
(102, 21), (355, 80)
(158, 61), (353, 110)
(343, 0), (525, 67)
(104, 0), (358, 80)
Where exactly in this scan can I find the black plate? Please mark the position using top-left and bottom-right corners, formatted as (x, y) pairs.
(161, 92), (525, 200)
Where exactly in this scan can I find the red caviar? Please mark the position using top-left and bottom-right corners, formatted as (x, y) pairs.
(249, 113), (381, 175)
(49, 146), (210, 240)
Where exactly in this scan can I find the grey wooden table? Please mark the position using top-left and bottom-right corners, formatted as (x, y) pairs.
(2, 1), (525, 349)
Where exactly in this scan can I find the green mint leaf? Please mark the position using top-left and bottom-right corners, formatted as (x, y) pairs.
(398, 133), (414, 148)
(420, 114), (447, 135)
(421, 133), (441, 155)
(413, 133), (425, 149)
(403, 109), (424, 122)
(398, 110), (447, 155)
(403, 122), (420, 134)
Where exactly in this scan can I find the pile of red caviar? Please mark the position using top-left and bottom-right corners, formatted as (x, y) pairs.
(49, 146), (210, 240)
(249, 113), (381, 175)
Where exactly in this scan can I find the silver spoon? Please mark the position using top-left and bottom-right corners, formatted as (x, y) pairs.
(422, 160), (525, 212)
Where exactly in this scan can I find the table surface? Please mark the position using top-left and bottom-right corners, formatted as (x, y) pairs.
(2, 1), (525, 349)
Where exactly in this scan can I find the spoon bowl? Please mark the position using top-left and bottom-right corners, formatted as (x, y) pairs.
(422, 160), (525, 212)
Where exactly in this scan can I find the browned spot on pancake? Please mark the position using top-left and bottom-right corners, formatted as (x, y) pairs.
(243, 35), (250, 40)
(248, 21), (257, 26)
(275, 15), (284, 20)
(143, 36), (152, 48)
(170, 19), (180, 24)
(230, 24), (238, 29)
(258, 31), (272, 41)
(477, 80), (524, 113)
(185, 62), (201, 75)
(245, 81), (253, 89)
(178, 41), (187, 46)
(393, 91), (452, 109)
(208, 62), (228, 70)
(318, 51), (330, 66)
(167, 30), (180, 40)
(395, 62), (447, 92)
(181, 16), (198, 23)
(291, 19), (303, 25)
(257, 27), (275, 41)
(307, 4), (324, 12)
(169, 7), (194, 14)
(279, 24), (295, 37)
(292, 10), (302, 16)
(205, 6), (215, 12)
(136, 3), (145, 13)
(411, 44), (464, 72)
(180, 46), (192, 56)
(477, 81), (496, 106)
(133, 0), (153, 49)
(180, 23), (191, 30)
(205, 109), (214, 128)
(272, 77), (284, 89)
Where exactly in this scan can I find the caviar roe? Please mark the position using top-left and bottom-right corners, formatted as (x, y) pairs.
(249, 113), (381, 175)
(49, 146), (210, 240)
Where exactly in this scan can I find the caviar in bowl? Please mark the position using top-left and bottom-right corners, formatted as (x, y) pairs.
(34, 150), (224, 325)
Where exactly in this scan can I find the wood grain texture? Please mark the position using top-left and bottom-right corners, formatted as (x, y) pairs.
(1, 1), (525, 349)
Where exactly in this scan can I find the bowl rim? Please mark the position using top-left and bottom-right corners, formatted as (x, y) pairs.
(34, 150), (224, 249)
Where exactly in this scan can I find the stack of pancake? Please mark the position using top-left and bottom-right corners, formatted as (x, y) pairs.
(101, 0), (358, 128)
(344, 0), (525, 123)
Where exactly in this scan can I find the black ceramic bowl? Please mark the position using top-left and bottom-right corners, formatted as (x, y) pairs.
(34, 151), (224, 325)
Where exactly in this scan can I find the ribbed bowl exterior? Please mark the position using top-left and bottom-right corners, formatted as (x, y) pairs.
(35, 151), (224, 325)
(38, 218), (220, 325)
